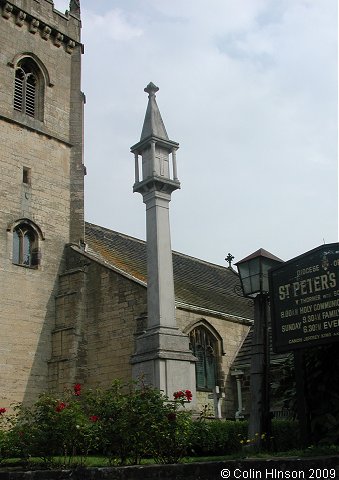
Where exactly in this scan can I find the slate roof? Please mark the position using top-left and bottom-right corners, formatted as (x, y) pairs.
(84, 222), (253, 323)
(231, 326), (290, 370)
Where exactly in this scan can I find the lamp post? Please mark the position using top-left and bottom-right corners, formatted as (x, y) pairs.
(236, 249), (283, 450)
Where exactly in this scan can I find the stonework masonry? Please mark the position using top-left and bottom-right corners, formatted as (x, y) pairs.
(0, 0), (84, 406)
(49, 247), (148, 393)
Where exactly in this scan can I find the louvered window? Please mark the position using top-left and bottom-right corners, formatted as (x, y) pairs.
(13, 223), (40, 268)
(14, 63), (38, 118)
(190, 326), (217, 390)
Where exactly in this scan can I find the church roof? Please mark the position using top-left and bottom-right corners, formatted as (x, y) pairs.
(231, 326), (290, 370)
(84, 222), (253, 323)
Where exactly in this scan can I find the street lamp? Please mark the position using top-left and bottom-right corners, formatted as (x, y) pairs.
(236, 248), (283, 450)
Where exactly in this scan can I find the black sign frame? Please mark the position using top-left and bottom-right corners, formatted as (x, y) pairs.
(269, 243), (339, 353)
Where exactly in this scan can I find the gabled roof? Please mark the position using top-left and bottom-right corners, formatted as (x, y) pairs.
(85, 222), (253, 323)
(231, 326), (290, 370)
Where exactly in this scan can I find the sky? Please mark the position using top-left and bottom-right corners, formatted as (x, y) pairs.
(54, 0), (338, 267)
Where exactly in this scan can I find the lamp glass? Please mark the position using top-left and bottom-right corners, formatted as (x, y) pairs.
(261, 257), (276, 293)
(237, 249), (284, 297)
(238, 257), (261, 296)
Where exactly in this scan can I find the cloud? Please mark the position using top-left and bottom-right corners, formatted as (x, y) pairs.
(83, 9), (143, 41)
(53, 0), (68, 13)
(54, 0), (337, 264)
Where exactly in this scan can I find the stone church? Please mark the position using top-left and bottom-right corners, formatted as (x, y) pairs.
(0, 0), (254, 418)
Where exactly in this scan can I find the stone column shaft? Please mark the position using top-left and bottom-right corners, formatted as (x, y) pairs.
(143, 189), (176, 330)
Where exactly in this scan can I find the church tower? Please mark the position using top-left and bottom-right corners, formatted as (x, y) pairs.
(0, 0), (84, 406)
(131, 83), (196, 401)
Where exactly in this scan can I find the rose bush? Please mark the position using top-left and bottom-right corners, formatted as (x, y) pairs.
(84, 380), (193, 464)
(4, 386), (100, 466)
(0, 381), (194, 466)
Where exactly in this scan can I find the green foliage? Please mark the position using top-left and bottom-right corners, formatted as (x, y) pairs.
(189, 419), (300, 456)
(270, 354), (296, 413)
(84, 380), (193, 464)
(0, 381), (194, 467)
(271, 345), (339, 446)
(0, 383), (305, 467)
(271, 419), (300, 452)
(189, 420), (248, 456)
(0, 408), (14, 464)
(4, 386), (100, 467)
(304, 344), (339, 445)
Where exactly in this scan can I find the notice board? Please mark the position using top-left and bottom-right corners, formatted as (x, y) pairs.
(269, 243), (339, 353)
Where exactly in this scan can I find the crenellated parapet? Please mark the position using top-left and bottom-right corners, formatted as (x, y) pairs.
(0, 0), (82, 54)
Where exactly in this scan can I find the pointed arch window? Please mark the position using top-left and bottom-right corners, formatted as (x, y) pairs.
(189, 326), (218, 390)
(14, 59), (43, 119)
(13, 223), (40, 268)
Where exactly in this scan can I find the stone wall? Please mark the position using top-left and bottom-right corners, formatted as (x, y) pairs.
(49, 247), (147, 392)
(0, 457), (338, 480)
(0, 0), (83, 406)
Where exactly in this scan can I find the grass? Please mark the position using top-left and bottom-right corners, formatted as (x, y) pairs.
(1, 445), (338, 471)
(182, 445), (339, 462)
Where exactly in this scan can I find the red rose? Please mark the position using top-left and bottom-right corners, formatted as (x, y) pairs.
(89, 415), (99, 422)
(173, 390), (185, 400)
(185, 390), (193, 402)
(55, 402), (67, 412)
(173, 390), (192, 402)
(0, 408), (6, 415)
(73, 383), (81, 396)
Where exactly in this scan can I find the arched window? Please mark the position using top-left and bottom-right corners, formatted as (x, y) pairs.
(12, 223), (40, 267)
(189, 326), (218, 390)
(14, 59), (43, 119)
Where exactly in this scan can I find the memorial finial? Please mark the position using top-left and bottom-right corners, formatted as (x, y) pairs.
(144, 82), (159, 98)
